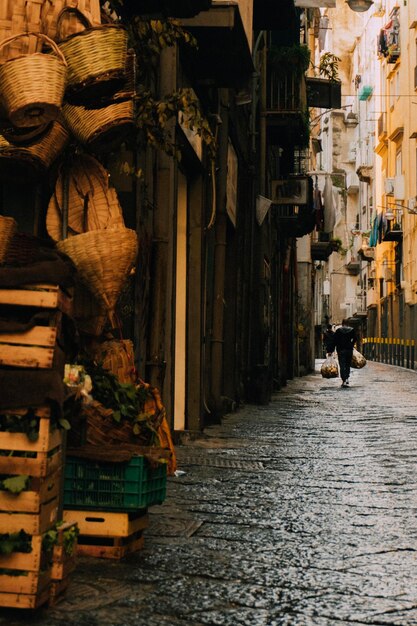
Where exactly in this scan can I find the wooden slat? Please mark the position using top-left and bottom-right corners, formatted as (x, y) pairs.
(0, 418), (62, 452)
(0, 535), (42, 572)
(0, 448), (63, 478)
(0, 586), (50, 609)
(0, 344), (55, 368)
(0, 569), (50, 594)
(0, 469), (61, 513)
(0, 285), (72, 315)
(0, 496), (59, 534)
(0, 326), (58, 347)
(63, 509), (149, 537)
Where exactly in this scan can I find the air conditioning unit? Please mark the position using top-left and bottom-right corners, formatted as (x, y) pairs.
(384, 178), (395, 195)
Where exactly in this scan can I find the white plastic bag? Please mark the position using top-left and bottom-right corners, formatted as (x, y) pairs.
(351, 348), (366, 369)
(321, 354), (339, 378)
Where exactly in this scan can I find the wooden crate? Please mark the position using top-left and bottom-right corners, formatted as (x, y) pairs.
(0, 284), (73, 316)
(0, 313), (62, 369)
(77, 530), (145, 559)
(63, 509), (149, 537)
(0, 469), (61, 514)
(0, 496), (59, 534)
(0, 408), (63, 477)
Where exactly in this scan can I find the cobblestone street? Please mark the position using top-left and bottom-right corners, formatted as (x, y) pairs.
(3, 360), (417, 626)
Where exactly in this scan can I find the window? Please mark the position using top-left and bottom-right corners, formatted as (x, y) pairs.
(396, 149), (402, 175)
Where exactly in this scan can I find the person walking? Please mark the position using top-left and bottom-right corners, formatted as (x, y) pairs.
(333, 320), (357, 387)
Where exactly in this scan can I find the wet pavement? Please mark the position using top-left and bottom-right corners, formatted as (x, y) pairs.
(2, 359), (417, 625)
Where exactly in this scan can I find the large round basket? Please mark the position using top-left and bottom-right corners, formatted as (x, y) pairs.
(0, 33), (67, 128)
(93, 339), (136, 384)
(57, 227), (138, 327)
(46, 155), (124, 241)
(0, 215), (17, 264)
(62, 99), (134, 151)
(0, 120), (52, 146)
(0, 119), (69, 181)
(57, 7), (127, 105)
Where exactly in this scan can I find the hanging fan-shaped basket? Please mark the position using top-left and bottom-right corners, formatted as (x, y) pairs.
(57, 227), (138, 327)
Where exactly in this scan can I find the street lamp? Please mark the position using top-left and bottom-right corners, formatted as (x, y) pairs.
(346, 0), (374, 11)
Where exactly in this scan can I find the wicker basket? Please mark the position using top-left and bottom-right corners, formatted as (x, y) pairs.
(43, 0), (101, 40)
(57, 226), (138, 327)
(62, 98), (134, 151)
(56, 7), (127, 105)
(46, 155), (125, 241)
(0, 1), (49, 64)
(0, 32), (67, 127)
(0, 214), (17, 264)
(93, 339), (136, 384)
(0, 118), (69, 181)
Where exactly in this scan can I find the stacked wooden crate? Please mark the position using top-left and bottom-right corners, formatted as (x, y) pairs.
(0, 283), (72, 369)
(63, 451), (167, 558)
(0, 406), (63, 608)
(0, 283), (76, 607)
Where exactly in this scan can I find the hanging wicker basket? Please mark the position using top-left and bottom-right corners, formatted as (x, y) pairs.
(0, 215), (17, 264)
(0, 118), (69, 181)
(62, 98), (134, 152)
(46, 155), (125, 241)
(57, 226), (138, 327)
(42, 0), (101, 40)
(0, 0), (49, 64)
(56, 7), (127, 105)
(0, 32), (67, 127)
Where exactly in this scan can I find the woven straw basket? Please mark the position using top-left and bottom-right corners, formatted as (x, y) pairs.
(0, 214), (17, 264)
(0, 32), (67, 127)
(0, 120), (52, 145)
(46, 155), (124, 241)
(0, 0), (48, 64)
(57, 226), (138, 327)
(43, 0), (101, 40)
(93, 339), (136, 384)
(62, 99), (134, 151)
(57, 7), (127, 105)
(0, 118), (69, 181)
(72, 279), (108, 336)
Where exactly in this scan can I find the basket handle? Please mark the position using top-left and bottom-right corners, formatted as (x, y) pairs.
(0, 32), (67, 66)
(56, 6), (92, 42)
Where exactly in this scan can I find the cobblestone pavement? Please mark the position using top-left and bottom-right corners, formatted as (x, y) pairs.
(2, 360), (417, 626)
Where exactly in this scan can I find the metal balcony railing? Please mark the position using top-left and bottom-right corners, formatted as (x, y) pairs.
(266, 71), (307, 114)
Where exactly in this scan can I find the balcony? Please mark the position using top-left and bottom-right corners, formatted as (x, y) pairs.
(378, 7), (400, 64)
(306, 77), (341, 110)
(266, 70), (308, 145)
(346, 171), (359, 194)
(311, 241), (334, 261)
(383, 224), (403, 242)
(271, 175), (315, 237)
(345, 250), (361, 275)
(356, 165), (373, 184)
(366, 288), (378, 307)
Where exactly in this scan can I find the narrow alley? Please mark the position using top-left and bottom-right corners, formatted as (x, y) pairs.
(3, 360), (417, 626)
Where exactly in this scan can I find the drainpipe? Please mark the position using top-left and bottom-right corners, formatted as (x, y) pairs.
(210, 89), (229, 415)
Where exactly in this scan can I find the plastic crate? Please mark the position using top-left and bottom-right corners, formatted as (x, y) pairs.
(63, 455), (167, 511)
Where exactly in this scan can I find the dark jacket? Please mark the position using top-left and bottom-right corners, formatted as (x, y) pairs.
(333, 326), (356, 352)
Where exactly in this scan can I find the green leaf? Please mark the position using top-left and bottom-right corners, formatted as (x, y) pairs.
(58, 418), (71, 431)
(2, 475), (29, 494)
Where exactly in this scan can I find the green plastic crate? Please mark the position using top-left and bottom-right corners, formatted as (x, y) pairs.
(64, 455), (167, 511)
